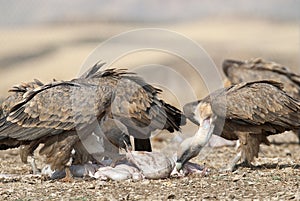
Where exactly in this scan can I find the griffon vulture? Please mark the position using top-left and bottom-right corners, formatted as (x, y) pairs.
(0, 62), (185, 180)
(177, 80), (300, 171)
(223, 57), (300, 143)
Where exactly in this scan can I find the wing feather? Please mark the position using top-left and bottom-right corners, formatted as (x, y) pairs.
(111, 74), (185, 138)
(211, 81), (300, 131)
(1, 80), (113, 140)
(223, 58), (300, 98)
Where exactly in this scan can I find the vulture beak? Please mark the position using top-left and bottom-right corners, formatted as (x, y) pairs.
(183, 101), (201, 126)
(176, 116), (215, 171)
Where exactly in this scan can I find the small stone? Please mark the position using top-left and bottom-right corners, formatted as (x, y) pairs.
(87, 185), (95, 189)
(232, 176), (240, 182)
(229, 194), (235, 199)
(167, 194), (176, 199)
(141, 180), (150, 185)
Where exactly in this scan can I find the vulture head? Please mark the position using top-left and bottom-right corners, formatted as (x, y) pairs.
(176, 101), (216, 170)
(222, 59), (244, 77)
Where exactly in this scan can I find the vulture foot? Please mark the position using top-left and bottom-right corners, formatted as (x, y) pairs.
(236, 160), (254, 169)
(220, 151), (242, 172)
(219, 165), (236, 172)
(59, 167), (73, 182)
(28, 156), (40, 175)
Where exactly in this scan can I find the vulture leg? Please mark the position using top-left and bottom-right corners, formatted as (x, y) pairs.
(295, 129), (300, 144)
(39, 131), (79, 181)
(134, 138), (152, 152)
(60, 167), (73, 182)
(27, 155), (40, 174)
(59, 149), (75, 183)
(222, 133), (269, 171)
(221, 151), (242, 172)
(20, 141), (41, 174)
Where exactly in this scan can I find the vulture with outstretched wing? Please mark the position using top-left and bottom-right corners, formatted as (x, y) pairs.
(0, 62), (185, 179)
(223, 57), (300, 143)
(177, 80), (300, 171)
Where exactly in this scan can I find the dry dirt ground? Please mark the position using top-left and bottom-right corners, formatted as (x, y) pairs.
(0, 132), (299, 201)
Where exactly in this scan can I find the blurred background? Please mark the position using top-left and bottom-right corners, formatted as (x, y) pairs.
(0, 0), (299, 150)
(0, 0), (299, 96)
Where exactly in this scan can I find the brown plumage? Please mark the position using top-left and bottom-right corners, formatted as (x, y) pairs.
(0, 78), (94, 175)
(0, 80), (44, 153)
(177, 80), (300, 171)
(223, 58), (300, 98)
(223, 57), (300, 143)
(0, 62), (185, 177)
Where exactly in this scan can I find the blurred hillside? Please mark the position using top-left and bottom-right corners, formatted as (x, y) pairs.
(0, 0), (299, 26)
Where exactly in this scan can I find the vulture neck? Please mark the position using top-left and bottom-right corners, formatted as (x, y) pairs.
(176, 117), (215, 171)
(193, 118), (214, 148)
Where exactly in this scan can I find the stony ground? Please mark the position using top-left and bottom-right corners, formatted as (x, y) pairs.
(0, 132), (299, 200)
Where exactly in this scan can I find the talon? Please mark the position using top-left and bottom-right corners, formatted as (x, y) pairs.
(59, 167), (73, 182)
(219, 166), (235, 172)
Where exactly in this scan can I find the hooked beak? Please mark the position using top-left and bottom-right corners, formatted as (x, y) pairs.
(183, 101), (201, 126)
